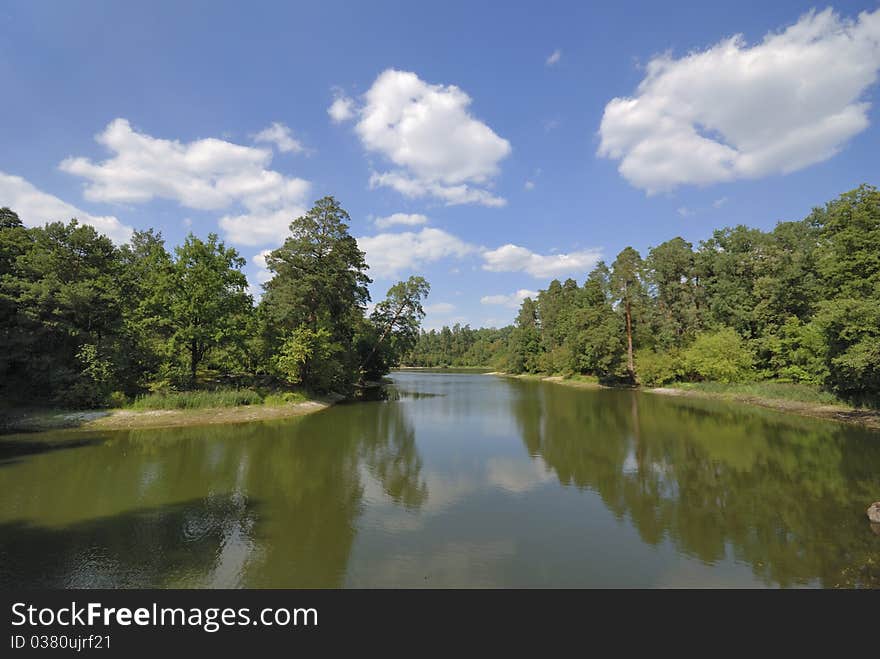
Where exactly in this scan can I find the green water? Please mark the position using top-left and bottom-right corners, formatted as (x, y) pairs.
(1, 370), (878, 588)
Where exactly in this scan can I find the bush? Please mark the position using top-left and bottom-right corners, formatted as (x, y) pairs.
(683, 328), (755, 383)
(107, 391), (129, 408)
(636, 348), (684, 386)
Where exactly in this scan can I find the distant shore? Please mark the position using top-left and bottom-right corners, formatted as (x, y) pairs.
(0, 398), (333, 434)
(487, 371), (880, 430)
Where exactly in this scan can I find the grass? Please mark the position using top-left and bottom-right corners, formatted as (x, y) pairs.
(262, 391), (308, 406)
(129, 388), (265, 410)
(668, 381), (846, 406)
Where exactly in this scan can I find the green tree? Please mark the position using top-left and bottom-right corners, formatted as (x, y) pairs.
(363, 276), (430, 376)
(165, 233), (251, 385)
(646, 237), (701, 349)
(611, 247), (645, 379)
(262, 196), (371, 392)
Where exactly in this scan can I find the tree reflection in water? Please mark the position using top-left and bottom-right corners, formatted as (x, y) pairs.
(508, 380), (880, 588)
(0, 400), (426, 588)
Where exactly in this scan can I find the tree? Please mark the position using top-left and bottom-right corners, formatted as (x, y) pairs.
(507, 297), (542, 373)
(165, 233), (251, 385)
(263, 196), (370, 336)
(611, 247), (645, 380)
(363, 276), (430, 375)
(262, 196), (371, 392)
(574, 263), (625, 376)
(2, 219), (126, 405)
(646, 237), (701, 349)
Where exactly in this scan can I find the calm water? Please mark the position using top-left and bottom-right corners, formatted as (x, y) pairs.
(1, 370), (879, 588)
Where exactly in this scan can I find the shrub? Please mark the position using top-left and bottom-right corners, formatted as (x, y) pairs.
(683, 328), (755, 383)
(636, 348), (683, 386)
(107, 391), (129, 408)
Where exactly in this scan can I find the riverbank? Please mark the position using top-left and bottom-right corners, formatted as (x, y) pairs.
(0, 398), (335, 434)
(488, 372), (880, 430)
(647, 385), (880, 430)
(490, 372), (605, 389)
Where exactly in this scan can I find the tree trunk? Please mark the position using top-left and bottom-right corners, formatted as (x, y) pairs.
(625, 299), (634, 380)
(190, 340), (198, 386)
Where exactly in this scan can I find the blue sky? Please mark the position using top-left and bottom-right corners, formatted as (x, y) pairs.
(2, 1), (879, 328)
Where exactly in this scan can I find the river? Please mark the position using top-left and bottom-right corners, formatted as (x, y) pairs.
(1, 370), (878, 587)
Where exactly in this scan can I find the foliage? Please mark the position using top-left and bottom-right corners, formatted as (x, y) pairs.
(683, 329), (755, 384)
(0, 197), (427, 407)
(404, 185), (877, 406)
(635, 348), (684, 386)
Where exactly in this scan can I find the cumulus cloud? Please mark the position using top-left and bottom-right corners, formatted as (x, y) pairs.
(481, 244), (602, 279)
(0, 171), (133, 243)
(480, 289), (540, 308)
(424, 302), (456, 314)
(341, 69), (511, 206)
(60, 118), (310, 246)
(328, 94), (356, 123)
(251, 249), (273, 283)
(357, 227), (476, 279)
(253, 122), (306, 154)
(546, 49), (562, 66)
(374, 212), (429, 229)
(524, 180), (535, 191)
(597, 8), (880, 193)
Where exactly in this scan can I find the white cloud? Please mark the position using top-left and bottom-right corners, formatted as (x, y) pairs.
(351, 69), (511, 206)
(368, 172), (506, 207)
(253, 122), (306, 154)
(219, 207), (305, 246)
(546, 49), (562, 66)
(60, 118), (310, 246)
(524, 180), (535, 191)
(482, 244), (602, 279)
(598, 8), (880, 193)
(374, 212), (429, 229)
(713, 196), (729, 208)
(357, 227), (476, 279)
(328, 95), (356, 123)
(480, 289), (540, 308)
(424, 302), (456, 314)
(677, 206), (695, 218)
(0, 171), (133, 243)
(251, 249), (273, 283)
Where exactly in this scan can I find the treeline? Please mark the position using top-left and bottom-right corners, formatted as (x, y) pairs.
(0, 197), (429, 408)
(402, 325), (511, 367)
(407, 185), (880, 405)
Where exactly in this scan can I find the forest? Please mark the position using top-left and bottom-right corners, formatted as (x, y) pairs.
(0, 196), (429, 408)
(403, 185), (880, 406)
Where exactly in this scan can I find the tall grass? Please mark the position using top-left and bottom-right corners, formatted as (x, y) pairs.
(671, 381), (844, 406)
(129, 388), (264, 410)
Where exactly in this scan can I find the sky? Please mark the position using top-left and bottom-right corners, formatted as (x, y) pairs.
(2, 0), (879, 329)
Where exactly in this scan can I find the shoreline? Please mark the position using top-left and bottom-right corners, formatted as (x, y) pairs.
(488, 372), (880, 430)
(646, 387), (880, 430)
(0, 399), (334, 434)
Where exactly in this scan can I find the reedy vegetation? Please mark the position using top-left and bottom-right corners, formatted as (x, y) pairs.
(404, 185), (880, 407)
(0, 197), (429, 408)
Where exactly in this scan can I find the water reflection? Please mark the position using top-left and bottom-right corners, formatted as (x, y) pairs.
(0, 372), (878, 588)
(0, 401), (426, 588)
(507, 381), (880, 587)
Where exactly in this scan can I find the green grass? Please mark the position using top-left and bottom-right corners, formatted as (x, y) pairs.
(262, 391), (308, 406)
(670, 381), (845, 406)
(129, 388), (265, 410)
(565, 374), (601, 385)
